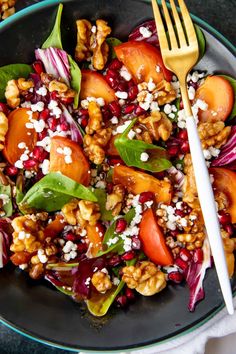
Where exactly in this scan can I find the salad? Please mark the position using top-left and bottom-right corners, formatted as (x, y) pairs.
(0, 4), (236, 317)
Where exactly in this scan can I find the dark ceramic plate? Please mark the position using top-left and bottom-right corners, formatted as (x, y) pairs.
(0, 0), (236, 352)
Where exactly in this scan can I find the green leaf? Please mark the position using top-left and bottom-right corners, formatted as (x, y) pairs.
(42, 4), (63, 49)
(18, 172), (97, 213)
(97, 208), (136, 256)
(68, 55), (82, 109)
(219, 75), (236, 120)
(55, 285), (74, 296)
(195, 25), (206, 61)
(114, 119), (172, 172)
(0, 183), (12, 217)
(0, 64), (32, 101)
(106, 37), (122, 59)
(93, 189), (113, 221)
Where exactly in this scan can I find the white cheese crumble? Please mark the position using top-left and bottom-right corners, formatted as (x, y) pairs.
(139, 26), (152, 38)
(31, 101), (45, 112)
(111, 116), (119, 125)
(195, 98), (208, 111)
(40, 159), (50, 175)
(127, 129), (136, 140)
(140, 152), (149, 162)
(120, 66), (132, 81)
(36, 86), (47, 96)
(115, 91), (128, 99)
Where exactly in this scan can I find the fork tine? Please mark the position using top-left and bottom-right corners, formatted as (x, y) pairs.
(151, 0), (169, 50)
(161, 0), (178, 49)
(169, 0), (187, 47)
(177, 0), (197, 44)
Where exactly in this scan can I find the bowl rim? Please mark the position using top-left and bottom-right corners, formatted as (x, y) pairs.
(0, 0), (235, 352)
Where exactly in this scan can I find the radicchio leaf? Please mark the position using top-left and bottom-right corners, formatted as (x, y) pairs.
(35, 47), (71, 86)
(72, 257), (107, 299)
(167, 166), (185, 190)
(0, 218), (13, 268)
(211, 126), (236, 169)
(61, 105), (83, 144)
(184, 237), (211, 312)
(129, 20), (159, 47)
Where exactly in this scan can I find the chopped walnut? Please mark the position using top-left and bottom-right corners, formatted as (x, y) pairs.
(139, 111), (173, 141)
(75, 19), (111, 70)
(177, 232), (205, 250)
(0, 0), (16, 21)
(154, 80), (177, 106)
(91, 270), (112, 293)
(122, 261), (166, 296)
(86, 101), (103, 134)
(84, 128), (112, 165)
(182, 154), (199, 209)
(106, 184), (125, 216)
(17, 78), (34, 91)
(91, 20), (111, 70)
(0, 112), (8, 150)
(198, 121), (231, 149)
(48, 79), (76, 99)
(221, 230), (235, 277)
(5, 79), (20, 108)
(62, 198), (100, 227)
(29, 263), (44, 280)
(75, 19), (92, 62)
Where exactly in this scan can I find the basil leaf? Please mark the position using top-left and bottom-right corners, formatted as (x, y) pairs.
(93, 189), (113, 221)
(219, 75), (236, 120)
(0, 64), (32, 101)
(68, 55), (81, 109)
(106, 37), (122, 59)
(195, 25), (206, 61)
(115, 119), (172, 172)
(42, 4), (63, 50)
(19, 172), (97, 213)
(0, 183), (12, 217)
(97, 208), (136, 256)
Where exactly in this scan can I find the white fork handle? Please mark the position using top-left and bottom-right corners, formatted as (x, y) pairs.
(186, 116), (234, 315)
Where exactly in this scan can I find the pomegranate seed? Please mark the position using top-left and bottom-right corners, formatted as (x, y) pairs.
(38, 129), (47, 141)
(168, 145), (179, 157)
(116, 295), (127, 307)
(115, 218), (127, 233)
(0, 102), (9, 115)
(218, 211), (231, 225)
(175, 257), (188, 271)
(101, 105), (112, 121)
(65, 233), (76, 242)
(180, 100), (184, 109)
(178, 129), (188, 141)
(123, 104), (136, 115)
(109, 58), (122, 70)
(5, 165), (18, 176)
(79, 109), (88, 117)
(168, 271), (183, 283)
(125, 287), (135, 301)
(60, 97), (74, 105)
(175, 209), (185, 217)
(170, 230), (178, 238)
(77, 243), (88, 253)
(106, 182), (114, 194)
(224, 223), (234, 236)
(48, 117), (57, 131)
(109, 157), (123, 166)
(128, 85), (138, 101)
(108, 255), (121, 267)
(109, 101), (121, 117)
(132, 236), (141, 250)
(105, 75), (119, 90)
(117, 82), (128, 92)
(180, 141), (190, 154)
(50, 91), (58, 100)
(128, 79), (135, 88)
(23, 159), (37, 170)
(179, 248), (192, 262)
(80, 117), (88, 129)
(134, 105), (146, 116)
(40, 108), (50, 121)
(32, 146), (48, 163)
(121, 251), (135, 261)
(32, 60), (44, 75)
(193, 248), (203, 263)
(107, 68), (119, 79)
(60, 122), (69, 131)
(139, 191), (154, 204)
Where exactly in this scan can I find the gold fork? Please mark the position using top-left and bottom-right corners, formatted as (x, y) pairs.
(152, 0), (234, 315)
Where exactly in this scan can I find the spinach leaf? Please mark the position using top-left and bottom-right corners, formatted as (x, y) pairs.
(114, 119), (172, 172)
(93, 189), (113, 221)
(0, 64), (32, 101)
(0, 183), (12, 217)
(219, 75), (236, 120)
(68, 55), (81, 109)
(195, 25), (206, 61)
(97, 208), (136, 256)
(106, 37), (122, 59)
(42, 4), (63, 50)
(55, 285), (74, 296)
(18, 172), (97, 213)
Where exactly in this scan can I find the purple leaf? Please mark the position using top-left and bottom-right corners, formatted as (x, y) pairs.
(211, 126), (236, 169)
(0, 218), (13, 268)
(129, 20), (159, 47)
(61, 105), (83, 144)
(184, 238), (211, 312)
(167, 166), (185, 189)
(35, 47), (71, 86)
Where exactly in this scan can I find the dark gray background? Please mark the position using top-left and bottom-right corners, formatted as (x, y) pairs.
(0, 0), (235, 353)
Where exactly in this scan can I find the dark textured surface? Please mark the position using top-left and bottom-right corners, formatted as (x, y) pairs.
(0, 1), (235, 353)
